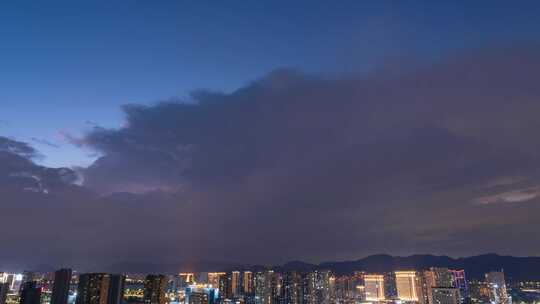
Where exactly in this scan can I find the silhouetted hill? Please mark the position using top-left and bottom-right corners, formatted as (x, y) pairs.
(95, 254), (540, 281)
(316, 254), (540, 281)
(281, 261), (317, 272)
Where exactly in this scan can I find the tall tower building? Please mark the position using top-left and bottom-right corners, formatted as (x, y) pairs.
(77, 273), (111, 304)
(431, 268), (453, 288)
(243, 271), (254, 295)
(218, 273), (231, 301)
(302, 271), (331, 304)
(332, 275), (354, 302)
(485, 272), (509, 304)
(424, 268), (467, 304)
(0, 283), (10, 304)
(449, 270), (468, 302)
(51, 269), (72, 304)
(207, 273), (225, 289)
(270, 272), (282, 304)
(424, 268), (455, 304)
(395, 271), (421, 302)
(107, 275), (125, 304)
(143, 275), (167, 304)
(364, 274), (385, 301)
(19, 281), (42, 304)
(281, 272), (301, 304)
(468, 281), (491, 303)
(254, 271), (270, 304)
(231, 272), (241, 297)
(382, 272), (397, 300)
(185, 286), (217, 304)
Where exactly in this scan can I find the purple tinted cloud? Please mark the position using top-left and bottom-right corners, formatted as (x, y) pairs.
(2, 45), (540, 269)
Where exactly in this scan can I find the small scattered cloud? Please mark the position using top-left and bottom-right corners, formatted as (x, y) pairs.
(474, 185), (540, 205)
(57, 130), (87, 147)
(31, 137), (60, 149)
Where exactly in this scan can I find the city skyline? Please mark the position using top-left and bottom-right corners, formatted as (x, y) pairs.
(0, 254), (537, 281)
(0, 262), (522, 304)
(2, 1), (540, 269)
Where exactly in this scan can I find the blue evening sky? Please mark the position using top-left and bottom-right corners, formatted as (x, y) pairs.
(1, 1), (539, 167)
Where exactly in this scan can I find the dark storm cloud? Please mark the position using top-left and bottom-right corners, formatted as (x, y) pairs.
(0, 137), (78, 192)
(3, 45), (540, 269)
(71, 45), (540, 261)
(0, 136), (39, 159)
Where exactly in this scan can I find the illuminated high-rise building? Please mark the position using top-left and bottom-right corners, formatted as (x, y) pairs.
(179, 274), (194, 287)
(218, 273), (231, 301)
(424, 268), (451, 304)
(8, 274), (23, 292)
(301, 271), (331, 304)
(207, 273), (225, 289)
(330, 276), (349, 303)
(281, 272), (301, 304)
(431, 288), (460, 304)
(353, 273), (365, 300)
(383, 272), (398, 300)
(231, 271), (241, 297)
(76, 273), (111, 304)
(468, 281), (491, 304)
(449, 270), (468, 302)
(270, 272), (282, 304)
(143, 275), (167, 304)
(19, 281), (41, 304)
(185, 285), (218, 304)
(395, 271), (422, 302)
(485, 272), (509, 304)
(424, 268), (468, 304)
(333, 275), (356, 303)
(254, 271), (271, 304)
(319, 271), (332, 304)
(243, 271), (254, 295)
(431, 268), (453, 288)
(364, 274), (385, 301)
(51, 269), (72, 304)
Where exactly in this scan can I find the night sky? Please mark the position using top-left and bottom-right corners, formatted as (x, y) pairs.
(1, 1), (540, 270)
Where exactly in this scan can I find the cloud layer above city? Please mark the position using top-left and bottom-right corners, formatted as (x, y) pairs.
(2, 45), (540, 270)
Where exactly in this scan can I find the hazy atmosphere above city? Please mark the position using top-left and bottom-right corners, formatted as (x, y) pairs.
(2, 1), (540, 271)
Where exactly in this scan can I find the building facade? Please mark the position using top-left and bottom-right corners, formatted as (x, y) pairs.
(485, 272), (509, 304)
(364, 274), (385, 301)
(143, 275), (167, 304)
(51, 269), (72, 304)
(77, 273), (111, 304)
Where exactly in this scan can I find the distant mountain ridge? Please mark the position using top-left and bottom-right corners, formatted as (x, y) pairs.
(235, 254), (540, 281)
(286, 254), (540, 281)
(19, 254), (538, 282)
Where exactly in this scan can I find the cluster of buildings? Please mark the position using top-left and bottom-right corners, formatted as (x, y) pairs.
(0, 267), (519, 304)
